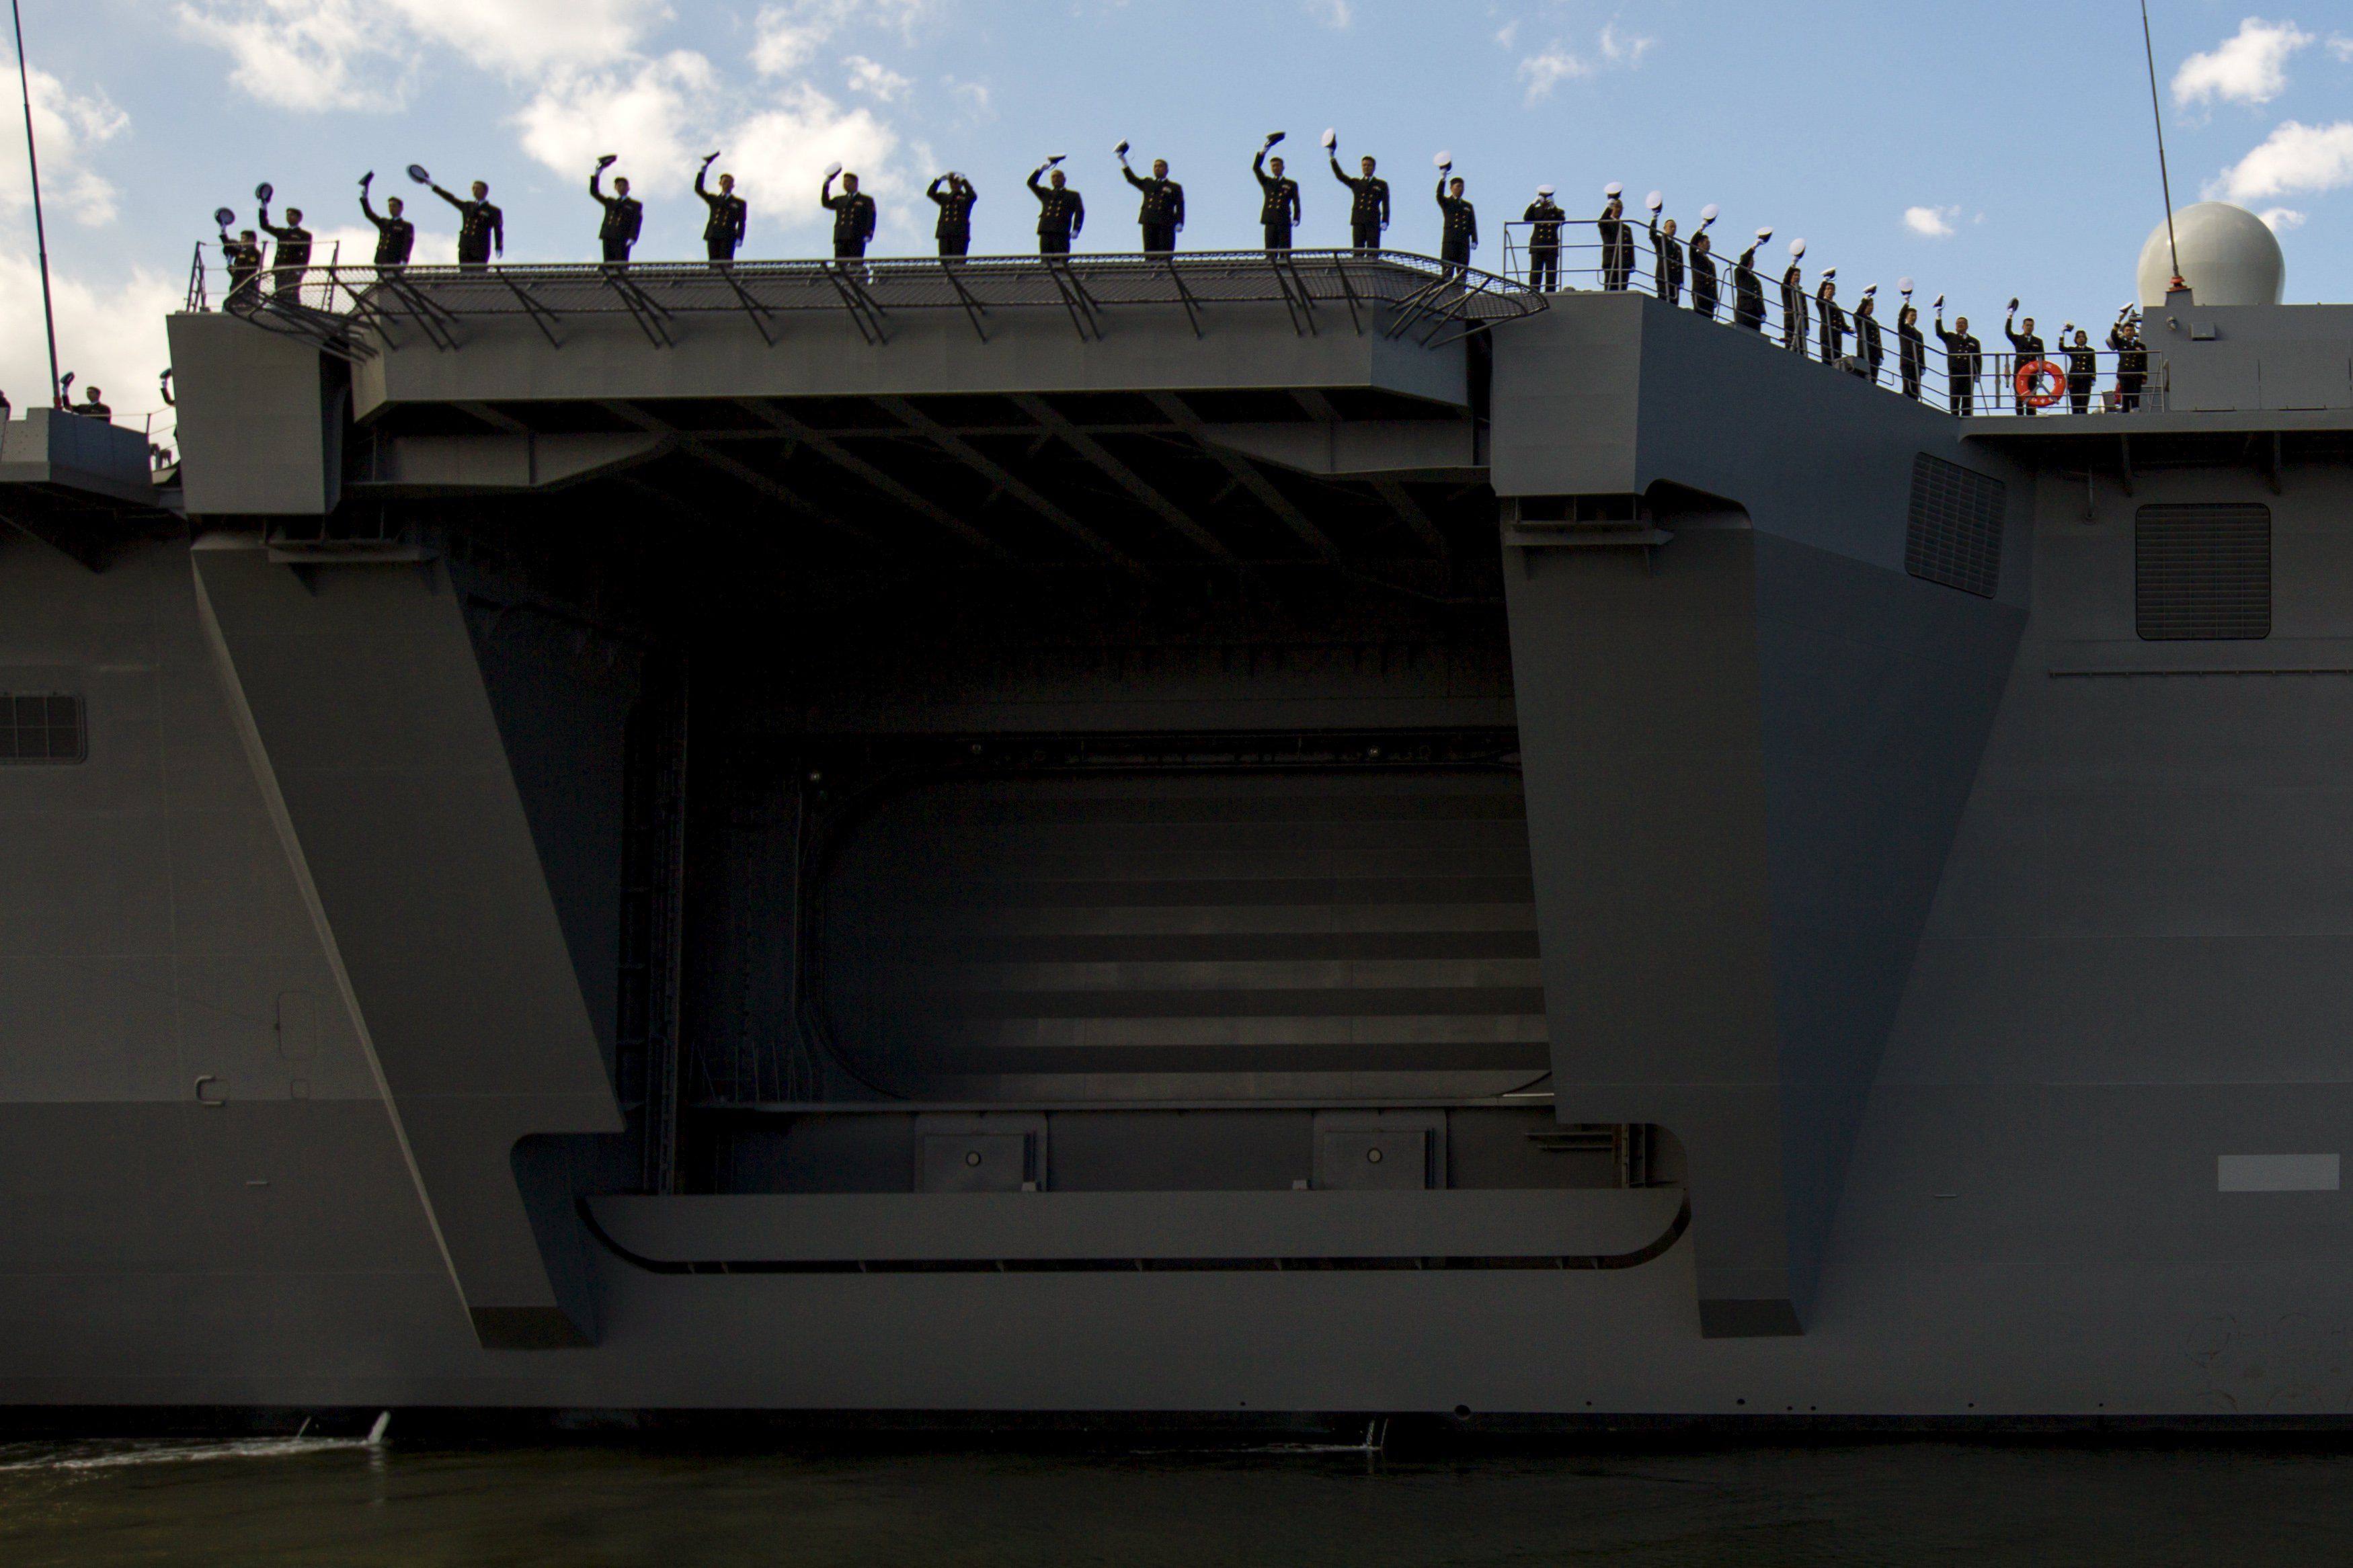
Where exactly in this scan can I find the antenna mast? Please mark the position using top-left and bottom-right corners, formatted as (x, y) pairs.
(2140, 0), (2186, 293)
(9, 0), (60, 405)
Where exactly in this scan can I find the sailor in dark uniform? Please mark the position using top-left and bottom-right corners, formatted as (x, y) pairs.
(2004, 304), (2044, 415)
(1854, 286), (1883, 382)
(257, 199), (312, 299)
(928, 170), (977, 258)
(2063, 325), (2098, 415)
(1731, 227), (1769, 330)
(1118, 147), (1183, 254)
(1521, 184), (1563, 292)
(429, 179), (503, 267)
(1816, 270), (1847, 363)
(220, 224), (264, 300)
(1781, 241), (1808, 354)
(822, 166), (877, 259)
(1027, 159), (1084, 255)
(1897, 297), (1926, 400)
(1434, 163), (1476, 279)
(696, 153), (748, 263)
(1934, 300), (1981, 415)
(358, 173), (414, 272)
(72, 386), (110, 421)
(1688, 228), (1719, 319)
(1253, 135), (1300, 252)
(1328, 138), (1389, 251)
(2110, 308), (2147, 411)
(590, 157), (641, 266)
(1597, 185), (1630, 290)
(1646, 194), (1682, 305)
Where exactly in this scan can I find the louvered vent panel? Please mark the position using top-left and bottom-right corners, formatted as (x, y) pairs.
(2136, 504), (2271, 641)
(816, 772), (1548, 1097)
(1905, 454), (2007, 598)
(0, 694), (85, 764)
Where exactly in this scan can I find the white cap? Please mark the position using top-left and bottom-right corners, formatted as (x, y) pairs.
(1697, 202), (1718, 222)
(1862, 283), (1876, 296)
(1790, 238), (1806, 257)
(1604, 181), (1622, 197)
(1754, 225), (1771, 240)
(1645, 189), (1663, 210)
(1536, 185), (1554, 197)
(1899, 276), (1915, 293)
(1321, 128), (1337, 149)
(823, 161), (843, 180)
(1823, 266), (1837, 279)
(1434, 150), (1452, 167)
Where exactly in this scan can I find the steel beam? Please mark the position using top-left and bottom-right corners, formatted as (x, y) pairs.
(1009, 394), (1233, 561)
(1148, 393), (1340, 561)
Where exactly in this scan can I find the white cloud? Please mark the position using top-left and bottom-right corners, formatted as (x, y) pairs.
(1304, 0), (1351, 26)
(175, 0), (671, 110)
(1517, 26), (1650, 102)
(2329, 35), (2353, 62)
(2257, 206), (2307, 231)
(720, 84), (903, 238)
(752, 0), (928, 77)
(1597, 25), (1651, 66)
(944, 77), (990, 117)
(844, 54), (912, 100)
(1518, 46), (1593, 101)
(2172, 17), (2313, 108)
(2208, 119), (2353, 200)
(0, 69), (128, 226)
(0, 248), (182, 426)
(1904, 204), (1959, 237)
(512, 51), (717, 196)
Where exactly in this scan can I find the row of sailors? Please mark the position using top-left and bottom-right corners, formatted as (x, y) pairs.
(209, 150), (2149, 417)
(212, 134), (1443, 287)
(1554, 189), (2152, 413)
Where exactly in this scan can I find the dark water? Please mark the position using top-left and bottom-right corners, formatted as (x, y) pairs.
(3, 1433), (2351, 1565)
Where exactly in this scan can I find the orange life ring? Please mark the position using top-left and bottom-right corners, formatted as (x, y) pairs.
(2014, 358), (2066, 407)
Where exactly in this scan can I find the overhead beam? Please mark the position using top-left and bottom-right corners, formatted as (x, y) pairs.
(1010, 395), (1234, 561)
(875, 396), (1146, 574)
(735, 399), (1012, 561)
(1371, 477), (1449, 557)
(598, 401), (878, 547)
(1149, 392), (1341, 562)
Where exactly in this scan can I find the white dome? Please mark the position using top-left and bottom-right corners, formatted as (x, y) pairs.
(2137, 202), (2284, 306)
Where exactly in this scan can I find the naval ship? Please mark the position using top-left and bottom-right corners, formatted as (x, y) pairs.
(1, 194), (2348, 1426)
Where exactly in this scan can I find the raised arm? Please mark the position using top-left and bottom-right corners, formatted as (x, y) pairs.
(429, 183), (466, 213)
(1028, 166), (1047, 198)
(928, 173), (948, 204)
(1254, 149), (1273, 190)
(1121, 163), (1146, 192)
(1330, 155), (1352, 190)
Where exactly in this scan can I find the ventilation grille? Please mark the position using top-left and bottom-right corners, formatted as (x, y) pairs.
(2137, 504), (2271, 641)
(0, 694), (85, 764)
(1905, 454), (2007, 598)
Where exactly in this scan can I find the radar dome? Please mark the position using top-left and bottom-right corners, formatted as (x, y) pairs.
(2137, 202), (2284, 306)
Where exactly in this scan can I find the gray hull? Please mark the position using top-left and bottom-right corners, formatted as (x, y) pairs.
(3, 263), (2350, 1419)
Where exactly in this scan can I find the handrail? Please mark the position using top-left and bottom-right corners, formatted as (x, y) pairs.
(1492, 216), (2162, 415)
(179, 249), (1548, 354)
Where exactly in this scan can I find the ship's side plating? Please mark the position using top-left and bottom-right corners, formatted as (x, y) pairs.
(1, 274), (2350, 1417)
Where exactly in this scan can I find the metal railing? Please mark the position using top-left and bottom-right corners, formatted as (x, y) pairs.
(183, 247), (1546, 360)
(1497, 219), (2164, 416)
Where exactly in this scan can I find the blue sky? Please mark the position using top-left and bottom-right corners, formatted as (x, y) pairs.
(3, 1), (2350, 433)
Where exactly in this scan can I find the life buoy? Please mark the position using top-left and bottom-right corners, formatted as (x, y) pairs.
(2014, 358), (2066, 408)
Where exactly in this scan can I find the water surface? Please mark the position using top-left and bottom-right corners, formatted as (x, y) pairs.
(1, 1434), (2346, 1565)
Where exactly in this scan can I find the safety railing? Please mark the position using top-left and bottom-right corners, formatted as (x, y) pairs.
(1496, 218), (2165, 416)
(181, 247), (1547, 360)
